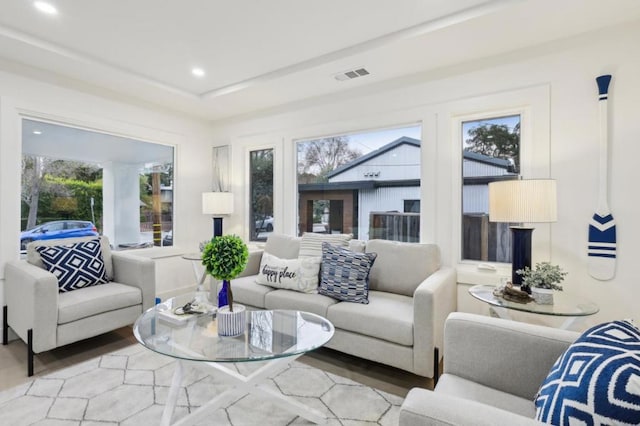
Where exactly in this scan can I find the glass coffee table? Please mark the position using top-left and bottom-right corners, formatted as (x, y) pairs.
(134, 295), (335, 425)
(468, 284), (599, 330)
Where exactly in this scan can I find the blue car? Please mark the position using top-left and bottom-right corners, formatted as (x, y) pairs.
(20, 220), (99, 250)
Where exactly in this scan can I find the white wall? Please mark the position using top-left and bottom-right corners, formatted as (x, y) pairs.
(212, 22), (640, 328)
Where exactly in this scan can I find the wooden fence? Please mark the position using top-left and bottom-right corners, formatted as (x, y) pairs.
(462, 214), (511, 262)
(369, 211), (420, 242)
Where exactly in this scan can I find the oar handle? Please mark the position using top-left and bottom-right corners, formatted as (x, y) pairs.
(596, 75), (611, 214)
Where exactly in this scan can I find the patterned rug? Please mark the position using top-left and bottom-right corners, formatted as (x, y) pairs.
(0, 344), (403, 425)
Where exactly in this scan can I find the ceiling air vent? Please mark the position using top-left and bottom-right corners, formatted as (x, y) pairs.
(333, 67), (370, 82)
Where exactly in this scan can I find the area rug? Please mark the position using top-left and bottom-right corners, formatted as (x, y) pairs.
(0, 344), (403, 425)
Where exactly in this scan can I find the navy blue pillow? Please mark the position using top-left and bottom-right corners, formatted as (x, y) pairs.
(318, 242), (377, 304)
(535, 320), (640, 425)
(36, 238), (109, 293)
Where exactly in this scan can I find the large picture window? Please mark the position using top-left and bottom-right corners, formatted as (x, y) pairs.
(296, 124), (421, 241)
(249, 148), (274, 242)
(21, 119), (174, 251)
(461, 114), (520, 262)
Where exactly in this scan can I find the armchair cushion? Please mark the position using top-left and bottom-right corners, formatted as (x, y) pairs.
(36, 238), (109, 292)
(535, 320), (640, 425)
(27, 235), (114, 279)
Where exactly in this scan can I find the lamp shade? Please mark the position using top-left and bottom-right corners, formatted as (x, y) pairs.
(489, 179), (557, 223)
(202, 192), (234, 215)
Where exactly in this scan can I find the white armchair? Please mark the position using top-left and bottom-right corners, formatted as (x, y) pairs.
(2, 236), (155, 376)
(399, 312), (579, 425)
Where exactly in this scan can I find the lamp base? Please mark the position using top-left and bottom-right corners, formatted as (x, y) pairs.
(213, 217), (223, 238)
(511, 226), (533, 293)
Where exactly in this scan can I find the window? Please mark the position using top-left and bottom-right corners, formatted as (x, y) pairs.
(296, 124), (421, 241)
(461, 114), (520, 262)
(249, 148), (274, 242)
(21, 119), (174, 251)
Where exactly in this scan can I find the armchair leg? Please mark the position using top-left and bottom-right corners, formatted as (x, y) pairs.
(433, 347), (440, 387)
(27, 329), (34, 377)
(2, 306), (7, 345)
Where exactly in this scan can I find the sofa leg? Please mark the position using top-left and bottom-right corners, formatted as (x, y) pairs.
(2, 306), (7, 345)
(433, 347), (440, 387)
(27, 329), (34, 377)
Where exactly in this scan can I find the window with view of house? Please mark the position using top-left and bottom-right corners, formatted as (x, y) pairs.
(21, 119), (174, 251)
(249, 148), (274, 242)
(461, 114), (520, 262)
(296, 124), (422, 242)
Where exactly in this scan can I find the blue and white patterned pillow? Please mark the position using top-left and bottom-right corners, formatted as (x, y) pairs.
(36, 238), (109, 293)
(318, 242), (377, 304)
(535, 320), (640, 425)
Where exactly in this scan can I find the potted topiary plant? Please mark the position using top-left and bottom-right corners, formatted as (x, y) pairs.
(201, 234), (249, 336)
(516, 262), (567, 305)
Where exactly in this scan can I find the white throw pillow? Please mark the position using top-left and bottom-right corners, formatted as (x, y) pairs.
(298, 232), (352, 258)
(255, 252), (321, 293)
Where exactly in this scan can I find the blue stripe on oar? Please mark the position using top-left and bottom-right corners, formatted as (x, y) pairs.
(588, 213), (616, 258)
(591, 214), (614, 225)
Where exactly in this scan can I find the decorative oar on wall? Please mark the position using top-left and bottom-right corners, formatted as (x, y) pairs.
(588, 74), (616, 280)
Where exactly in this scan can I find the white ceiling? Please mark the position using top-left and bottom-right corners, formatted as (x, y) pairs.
(1, 0), (639, 121)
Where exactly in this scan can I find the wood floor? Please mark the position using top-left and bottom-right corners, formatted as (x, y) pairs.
(0, 327), (433, 397)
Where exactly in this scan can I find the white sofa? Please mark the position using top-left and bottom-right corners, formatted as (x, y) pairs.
(231, 233), (457, 379)
(3, 236), (156, 376)
(399, 312), (579, 425)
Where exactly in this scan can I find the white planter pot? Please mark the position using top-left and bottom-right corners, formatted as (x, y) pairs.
(217, 304), (246, 337)
(532, 287), (554, 305)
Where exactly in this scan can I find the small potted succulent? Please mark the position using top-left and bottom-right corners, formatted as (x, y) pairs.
(201, 234), (249, 336)
(516, 262), (567, 305)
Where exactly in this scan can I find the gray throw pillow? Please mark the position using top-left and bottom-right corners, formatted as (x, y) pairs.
(318, 242), (377, 304)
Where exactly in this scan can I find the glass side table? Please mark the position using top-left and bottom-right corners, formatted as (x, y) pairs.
(468, 284), (599, 330)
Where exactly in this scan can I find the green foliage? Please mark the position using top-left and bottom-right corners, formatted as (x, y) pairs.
(21, 176), (103, 230)
(516, 262), (567, 290)
(202, 235), (249, 311)
(201, 235), (249, 281)
(464, 122), (520, 173)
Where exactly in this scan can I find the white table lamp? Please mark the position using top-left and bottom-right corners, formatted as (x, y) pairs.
(489, 179), (557, 289)
(202, 192), (234, 238)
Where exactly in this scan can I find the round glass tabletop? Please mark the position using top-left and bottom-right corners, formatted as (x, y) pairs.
(133, 295), (335, 363)
(468, 285), (599, 317)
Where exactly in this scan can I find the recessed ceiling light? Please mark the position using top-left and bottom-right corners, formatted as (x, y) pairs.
(191, 67), (205, 78)
(32, 130), (42, 135)
(34, 1), (58, 15)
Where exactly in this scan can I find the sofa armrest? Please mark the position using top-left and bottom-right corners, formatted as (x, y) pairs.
(399, 387), (540, 426)
(111, 252), (156, 311)
(444, 312), (578, 399)
(237, 249), (263, 278)
(4, 261), (59, 353)
(413, 267), (457, 377)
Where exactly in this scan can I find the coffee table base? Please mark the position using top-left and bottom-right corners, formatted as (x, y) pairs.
(161, 355), (327, 426)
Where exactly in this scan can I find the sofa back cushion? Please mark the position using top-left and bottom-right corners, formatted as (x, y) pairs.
(366, 240), (441, 297)
(27, 235), (114, 280)
(264, 233), (301, 259)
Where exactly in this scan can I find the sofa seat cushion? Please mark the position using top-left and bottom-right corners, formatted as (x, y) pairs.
(436, 374), (536, 418)
(326, 290), (413, 346)
(58, 282), (141, 324)
(231, 275), (276, 308)
(265, 289), (338, 318)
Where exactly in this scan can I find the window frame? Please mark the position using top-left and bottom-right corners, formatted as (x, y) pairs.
(446, 85), (551, 283)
